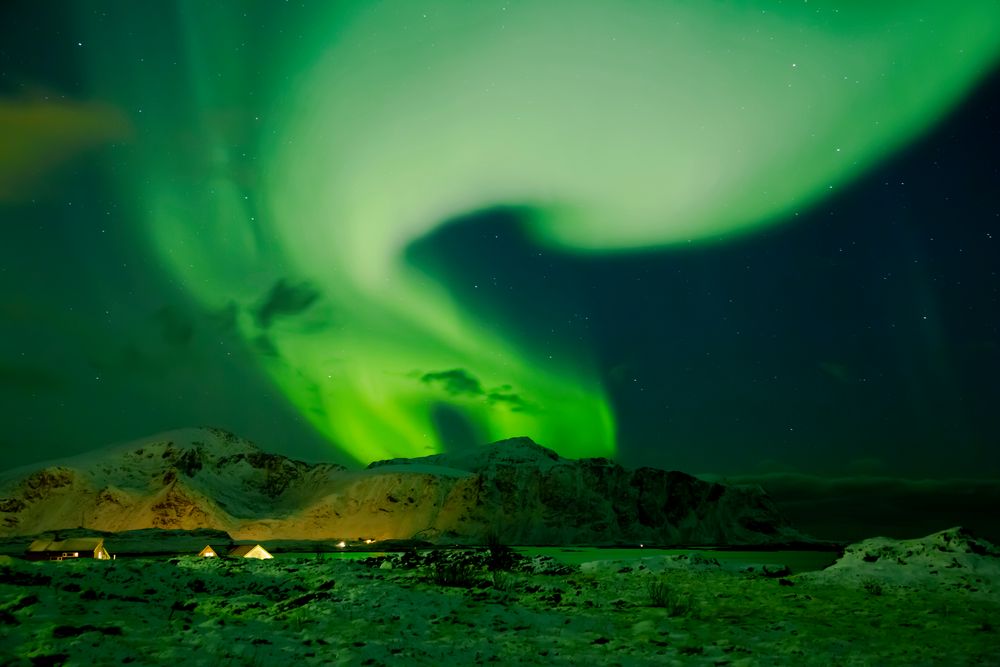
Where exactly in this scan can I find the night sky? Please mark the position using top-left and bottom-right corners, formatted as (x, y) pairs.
(2, 0), (998, 524)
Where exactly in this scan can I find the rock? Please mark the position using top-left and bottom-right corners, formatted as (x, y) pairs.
(800, 527), (1000, 594)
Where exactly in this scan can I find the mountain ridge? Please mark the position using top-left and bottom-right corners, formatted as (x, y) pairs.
(0, 427), (805, 545)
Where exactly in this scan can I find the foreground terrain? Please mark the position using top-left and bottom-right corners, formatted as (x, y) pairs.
(1, 529), (997, 665)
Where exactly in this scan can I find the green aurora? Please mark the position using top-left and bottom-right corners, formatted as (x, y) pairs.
(71, 1), (1000, 464)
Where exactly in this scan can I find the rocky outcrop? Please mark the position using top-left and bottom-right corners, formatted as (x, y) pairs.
(799, 527), (1000, 594)
(367, 438), (798, 545)
(0, 430), (802, 545)
(149, 484), (212, 529)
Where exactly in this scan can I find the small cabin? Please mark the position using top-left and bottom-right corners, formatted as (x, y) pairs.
(25, 537), (111, 561)
(228, 544), (273, 560)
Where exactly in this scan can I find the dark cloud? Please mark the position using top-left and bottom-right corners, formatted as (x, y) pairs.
(419, 370), (533, 412)
(420, 369), (484, 397)
(700, 472), (1000, 544)
(255, 280), (321, 329)
(486, 390), (533, 413)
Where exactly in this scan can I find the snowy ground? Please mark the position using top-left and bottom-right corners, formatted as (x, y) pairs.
(1, 530), (998, 666)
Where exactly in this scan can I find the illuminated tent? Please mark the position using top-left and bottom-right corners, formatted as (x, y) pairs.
(197, 545), (228, 558)
(25, 537), (110, 561)
(228, 544), (273, 560)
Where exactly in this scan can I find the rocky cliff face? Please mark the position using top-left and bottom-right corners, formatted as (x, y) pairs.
(367, 438), (798, 545)
(0, 431), (802, 545)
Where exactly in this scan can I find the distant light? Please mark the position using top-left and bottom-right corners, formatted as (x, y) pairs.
(336, 541), (346, 548)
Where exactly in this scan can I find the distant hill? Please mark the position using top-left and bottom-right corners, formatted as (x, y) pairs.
(0, 428), (804, 545)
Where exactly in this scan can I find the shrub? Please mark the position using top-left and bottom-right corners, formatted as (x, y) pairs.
(483, 528), (515, 572)
(432, 562), (479, 588)
(861, 578), (883, 596)
(646, 578), (692, 616)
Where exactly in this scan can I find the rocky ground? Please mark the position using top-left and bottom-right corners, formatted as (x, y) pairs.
(1, 529), (998, 666)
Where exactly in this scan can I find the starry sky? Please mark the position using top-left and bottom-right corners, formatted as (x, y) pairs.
(1, 0), (999, 524)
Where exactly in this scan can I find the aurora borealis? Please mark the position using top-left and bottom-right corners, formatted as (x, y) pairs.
(2, 0), (1000, 488)
(250, 0), (1000, 464)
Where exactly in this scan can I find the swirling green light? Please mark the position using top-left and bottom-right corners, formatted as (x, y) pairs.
(97, 1), (1000, 463)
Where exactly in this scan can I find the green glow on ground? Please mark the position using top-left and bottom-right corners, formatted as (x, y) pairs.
(87, 1), (1000, 463)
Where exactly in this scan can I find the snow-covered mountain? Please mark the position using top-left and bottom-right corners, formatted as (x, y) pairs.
(0, 428), (345, 537)
(0, 429), (802, 545)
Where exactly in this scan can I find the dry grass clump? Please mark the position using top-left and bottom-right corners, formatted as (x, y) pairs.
(491, 570), (516, 593)
(646, 577), (693, 616)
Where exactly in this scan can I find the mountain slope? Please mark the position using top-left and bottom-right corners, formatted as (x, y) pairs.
(0, 430), (802, 545)
(0, 428), (345, 535)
